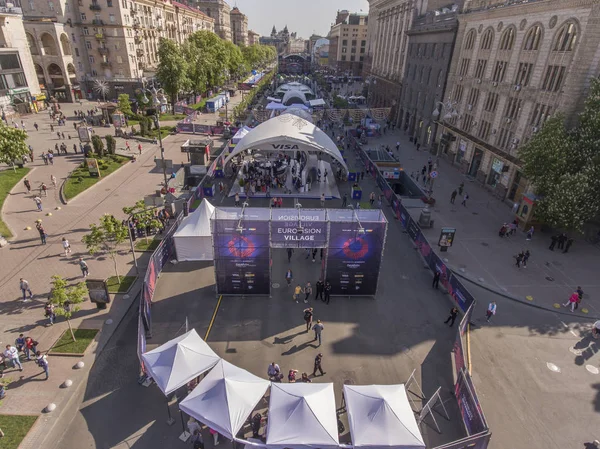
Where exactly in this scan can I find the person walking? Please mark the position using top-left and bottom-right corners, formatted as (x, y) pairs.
(563, 237), (574, 253)
(312, 320), (324, 346)
(321, 193), (325, 208)
(549, 235), (558, 251)
(315, 279), (324, 301)
(312, 353), (325, 376)
(432, 270), (441, 289)
(303, 307), (313, 332)
(450, 190), (457, 204)
(324, 280), (331, 304)
(50, 175), (57, 189)
(19, 278), (33, 301)
(522, 250), (530, 268)
(341, 193), (347, 208)
(4, 345), (23, 371)
(369, 192), (375, 206)
(304, 282), (312, 303)
(36, 351), (49, 380)
(444, 307), (459, 327)
(24, 178), (31, 193)
(138, 143), (142, 155)
(33, 196), (42, 211)
(40, 183), (48, 197)
(36, 222), (47, 244)
(293, 284), (302, 303)
(526, 226), (534, 241)
(78, 257), (89, 278)
(563, 292), (579, 312)
(48, 152), (54, 165)
(485, 301), (497, 323)
(574, 286), (584, 310)
(557, 233), (567, 250)
(24, 337), (38, 361)
(62, 237), (72, 257)
(461, 193), (469, 207)
(287, 248), (293, 263)
(44, 302), (56, 325)
(515, 251), (523, 268)
(285, 269), (293, 286)
(209, 428), (219, 446)
(234, 192), (240, 207)
(395, 141), (400, 152)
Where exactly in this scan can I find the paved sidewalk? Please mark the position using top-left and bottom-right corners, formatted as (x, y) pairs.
(366, 129), (600, 317)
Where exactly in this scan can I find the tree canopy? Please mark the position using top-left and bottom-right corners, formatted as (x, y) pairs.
(0, 122), (29, 169)
(156, 38), (189, 111)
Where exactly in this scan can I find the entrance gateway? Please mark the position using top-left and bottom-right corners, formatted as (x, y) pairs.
(211, 207), (388, 297)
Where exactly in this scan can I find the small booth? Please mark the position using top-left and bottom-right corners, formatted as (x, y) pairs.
(181, 138), (213, 166)
(515, 193), (538, 231)
(173, 200), (215, 261)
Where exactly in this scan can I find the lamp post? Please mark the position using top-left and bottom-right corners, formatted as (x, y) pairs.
(140, 83), (169, 189)
(365, 75), (377, 108)
(431, 100), (459, 157)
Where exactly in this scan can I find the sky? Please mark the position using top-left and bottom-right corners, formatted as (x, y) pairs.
(230, 0), (369, 39)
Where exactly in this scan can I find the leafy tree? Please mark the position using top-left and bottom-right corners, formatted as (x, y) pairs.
(186, 31), (228, 91)
(91, 134), (105, 156)
(105, 135), (116, 155)
(117, 93), (133, 116)
(224, 40), (247, 81)
(123, 200), (162, 243)
(0, 121), (29, 170)
(49, 275), (88, 342)
(156, 38), (189, 112)
(82, 214), (129, 283)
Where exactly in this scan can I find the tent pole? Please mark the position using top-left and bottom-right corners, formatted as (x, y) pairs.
(166, 399), (175, 425)
(180, 410), (186, 433)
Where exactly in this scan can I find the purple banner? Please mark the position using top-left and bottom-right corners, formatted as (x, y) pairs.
(455, 369), (488, 435)
(271, 209), (328, 248)
(447, 273), (476, 313)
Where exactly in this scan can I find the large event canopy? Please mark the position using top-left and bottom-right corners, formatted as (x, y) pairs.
(223, 115), (348, 172)
(173, 199), (215, 261)
(282, 90), (308, 106)
(141, 329), (220, 395)
(266, 383), (339, 449)
(343, 384), (425, 449)
(179, 360), (270, 440)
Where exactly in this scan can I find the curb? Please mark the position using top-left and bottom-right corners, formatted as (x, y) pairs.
(58, 170), (71, 205)
(449, 265), (599, 320)
(0, 166), (35, 242)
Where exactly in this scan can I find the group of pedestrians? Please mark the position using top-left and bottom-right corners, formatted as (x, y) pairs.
(266, 353), (326, 384)
(562, 286), (584, 312)
(1, 339), (49, 380)
(303, 307), (325, 345)
(290, 279), (332, 305)
(548, 232), (574, 253)
(514, 249), (531, 268)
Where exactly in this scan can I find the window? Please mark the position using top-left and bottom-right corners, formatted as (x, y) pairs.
(351, 40), (356, 46)
(464, 29), (476, 50)
(91, 69), (97, 76)
(71, 32), (76, 43)
(515, 62), (533, 86)
(530, 103), (552, 126)
(122, 0), (127, 7)
(359, 56), (364, 62)
(89, 55), (95, 63)
(412, 65), (417, 81)
(107, 0), (112, 5)
(28, 0), (35, 10)
(483, 92), (499, 113)
(426, 67), (432, 84)
(504, 97), (522, 120)
(78, 62), (83, 70)
(109, 14), (115, 23)
(474, 59), (487, 79)
(458, 58), (470, 76)
(0, 54), (21, 70)
(360, 47), (365, 53)
(496, 128), (514, 150)
(117, 55), (123, 63)
(341, 55), (346, 61)
(492, 60), (507, 83)
(361, 40), (366, 47)
(452, 84), (464, 102)
(341, 47), (347, 54)
(81, 13), (86, 20)
(523, 25), (542, 50)
(554, 22), (577, 51)
(462, 114), (474, 130)
(542, 65), (566, 92)
(350, 55), (355, 61)
(342, 40), (347, 46)
(431, 43), (437, 58)
(83, 27), (89, 35)
(48, 1), (54, 10)
(478, 121), (491, 140)
(467, 88), (480, 108)
(481, 29), (493, 50)
(85, 41), (92, 49)
(351, 47), (356, 53)
(499, 27), (515, 50)
(74, 48), (79, 56)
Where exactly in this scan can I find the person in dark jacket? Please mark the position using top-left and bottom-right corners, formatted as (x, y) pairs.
(444, 307), (459, 327)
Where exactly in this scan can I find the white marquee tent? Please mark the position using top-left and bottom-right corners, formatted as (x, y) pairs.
(179, 359), (270, 440)
(173, 199), (215, 261)
(343, 384), (425, 449)
(266, 383), (339, 449)
(232, 126), (253, 144)
(141, 329), (220, 395)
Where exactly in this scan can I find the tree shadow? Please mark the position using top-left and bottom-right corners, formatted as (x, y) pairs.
(281, 340), (319, 356)
(273, 330), (306, 345)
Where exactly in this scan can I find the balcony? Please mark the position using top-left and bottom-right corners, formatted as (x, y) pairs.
(136, 48), (144, 56)
(95, 33), (104, 40)
(134, 36), (142, 44)
(89, 3), (101, 10)
(156, 25), (163, 31)
(133, 21), (140, 29)
(101, 61), (112, 67)
(130, 8), (137, 15)
(92, 19), (104, 25)
(98, 47), (109, 55)
(138, 62), (144, 69)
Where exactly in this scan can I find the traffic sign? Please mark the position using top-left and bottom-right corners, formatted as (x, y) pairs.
(430, 171), (438, 178)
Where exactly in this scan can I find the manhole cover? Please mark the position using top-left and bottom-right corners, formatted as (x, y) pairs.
(272, 283), (280, 289)
(545, 276), (555, 282)
(585, 365), (599, 374)
(546, 362), (561, 373)
(569, 347), (583, 355)
(481, 242), (489, 247)
(472, 212), (479, 215)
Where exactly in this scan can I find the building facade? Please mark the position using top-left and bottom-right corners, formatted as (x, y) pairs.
(0, 5), (42, 115)
(193, 0), (230, 41)
(247, 29), (259, 46)
(260, 26), (290, 56)
(327, 10), (368, 76)
(229, 6), (247, 46)
(440, 0), (600, 202)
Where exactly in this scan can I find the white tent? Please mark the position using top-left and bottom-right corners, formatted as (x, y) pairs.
(343, 384), (425, 449)
(141, 329), (220, 395)
(173, 199), (215, 261)
(266, 101), (287, 111)
(266, 383), (339, 449)
(179, 360), (270, 440)
(232, 126), (252, 144)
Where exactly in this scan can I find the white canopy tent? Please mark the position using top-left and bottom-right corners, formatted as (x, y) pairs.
(141, 329), (220, 395)
(343, 384), (425, 449)
(179, 359), (270, 440)
(223, 115), (348, 172)
(173, 199), (215, 261)
(266, 383), (339, 449)
(282, 89), (308, 106)
(266, 102), (288, 111)
(232, 126), (253, 144)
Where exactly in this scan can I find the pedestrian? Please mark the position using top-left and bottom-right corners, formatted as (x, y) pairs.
(40, 182), (47, 196)
(311, 248), (317, 262)
(312, 353), (325, 376)
(369, 192), (375, 206)
(15, 334), (26, 354)
(321, 193), (325, 208)
(461, 193), (469, 207)
(36, 222), (47, 244)
(563, 292), (579, 312)
(450, 189), (457, 204)
(444, 307), (459, 327)
(209, 428), (219, 446)
(522, 250), (530, 268)
(19, 278), (33, 301)
(361, 171), (365, 181)
(485, 301), (497, 323)
(575, 286), (584, 310)
(78, 257), (89, 278)
(138, 143), (142, 155)
(73, 144), (78, 154)
(4, 345), (23, 371)
(36, 351), (49, 380)
(315, 279), (324, 301)
(42, 152), (48, 165)
(285, 268), (293, 286)
(458, 182), (464, 195)
(324, 280), (331, 304)
(563, 237), (574, 253)
(432, 270), (441, 289)
(341, 193), (347, 208)
(287, 248), (293, 263)
(24, 337), (38, 361)
(62, 237), (72, 256)
(34, 122), (39, 131)
(526, 226), (534, 240)
(24, 178), (31, 193)
(312, 319), (324, 345)
(304, 282), (312, 303)
(303, 307), (313, 332)
(557, 233), (567, 250)
(50, 124), (54, 132)
(515, 251), (523, 268)
(293, 283), (302, 303)
(48, 152), (54, 164)
(395, 141), (400, 152)
(50, 175), (57, 188)
(187, 417), (202, 442)
(44, 302), (55, 325)
(234, 192), (240, 207)
(549, 235), (558, 251)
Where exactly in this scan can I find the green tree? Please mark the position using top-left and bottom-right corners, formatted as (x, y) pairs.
(82, 214), (129, 282)
(49, 275), (88, 342)
(0, 121), (29, 170)
(91, 134), (105, 156)
(156, 38), (189, 112)
(123, 200), (162, 243)
(117, 93), (133, 116)
(186, 31), (228, 91)
(105, 135), (116, 155)
(224, 40), (247, 81)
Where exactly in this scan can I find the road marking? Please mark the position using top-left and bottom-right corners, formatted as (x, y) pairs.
(570, 330), (578, 337)
(526, 295), (534, 301)
(546, 362), (561, 373)
(205, 295), (223, 340)
(585, 365), (599, 375)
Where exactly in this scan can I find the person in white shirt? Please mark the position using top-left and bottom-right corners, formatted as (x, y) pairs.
(4, 345), (23, 371)
(62, 237), (72, 257)
(187, 417), (202, 438)
(36, 351), (49, 379)
(267, 362), (283, 382)
(486, 302), (497, 323)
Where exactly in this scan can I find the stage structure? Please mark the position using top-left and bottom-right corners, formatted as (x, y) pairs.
(210, 207), (388, 297)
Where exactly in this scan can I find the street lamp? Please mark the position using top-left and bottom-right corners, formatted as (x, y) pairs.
(365, 75), (377, 107)
(141, 83), (169, 189)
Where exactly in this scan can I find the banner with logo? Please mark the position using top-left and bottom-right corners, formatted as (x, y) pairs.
(455, 369), (488, 435)
(271, 209), (328, 248)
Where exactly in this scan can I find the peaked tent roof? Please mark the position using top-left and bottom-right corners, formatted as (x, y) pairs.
(282, 89), (308, 106)
(173, 199), (214, 238)
(343, 384), (425, 449)
(179, 360), (270, 440)
(232, 126), (253, 144)
(224, 116), (348, 172)
(141, 329), (220, 395)
(266, 383), (339, 449)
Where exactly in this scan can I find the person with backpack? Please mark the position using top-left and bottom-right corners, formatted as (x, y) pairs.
(303, 307), (313, 332)
(24, 178), (31, 193)
(285, 269), (293, 287)
(312, 320), (324, 346)
(62, 237), (72, 257)
(36, 351), (49, 379)
(78, 257), (89, 278)
(303, 282), (312, 303)
(24, 337), (38, 360)
(45, 302), (56, 325)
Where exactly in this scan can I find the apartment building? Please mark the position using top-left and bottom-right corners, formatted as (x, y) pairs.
(229, 6), (247, 46)
(247, 29), (259, 45)
(0, 4), (42, 115)
(441, 0), (600, 202)
(193, 0), (230, 42)
(327, 10), (368, 76)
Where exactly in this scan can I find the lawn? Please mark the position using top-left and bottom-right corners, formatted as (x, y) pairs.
(0, 415), (38, 449)
(146, 126), (175, 140)
(63, 155), (129, 200)
(0, 167), (30, 238)
(134, 238), (160, 252)
(106, 275), (137, 293)
(50, 329), (99, 354)
(190, 99), (207, 111)
(159, 114), (186, 121)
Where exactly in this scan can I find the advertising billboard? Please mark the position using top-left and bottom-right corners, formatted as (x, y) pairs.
(455, 369), (488, 435)
(271, 209), (328, 248)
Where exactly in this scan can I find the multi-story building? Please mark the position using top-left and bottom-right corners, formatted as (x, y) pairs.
(193, 0), (230, 41)
(286, 33), (306, 54)
(440, 0), (600, 202)
(260, 26), (289, 56)
(327, 10), (368, 76)
(398, 4), (460, 148)
(0, 4), (42, 115)
(229, 6), (247, 46)
(247, 29), (259, 46)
